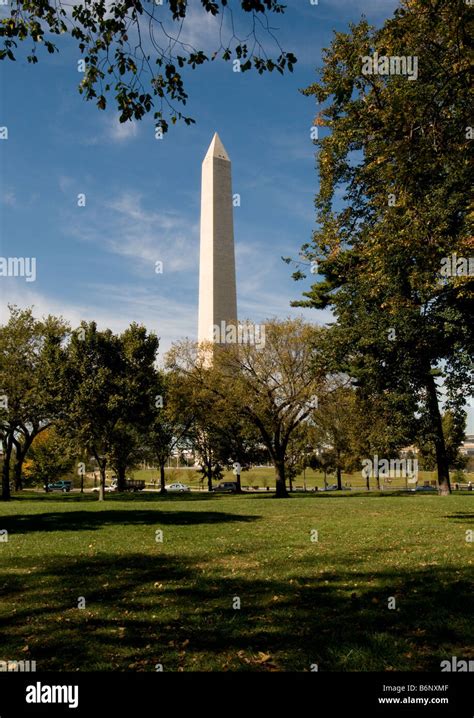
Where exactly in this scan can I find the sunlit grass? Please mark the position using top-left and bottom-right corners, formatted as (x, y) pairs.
(0, 491), (472, 671)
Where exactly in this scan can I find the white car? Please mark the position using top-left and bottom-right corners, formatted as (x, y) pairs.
(165, 482), (191, 493)
(91, 485), (115, 492)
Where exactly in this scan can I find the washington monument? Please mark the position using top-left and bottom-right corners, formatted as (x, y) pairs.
(197, 133), (238, 345)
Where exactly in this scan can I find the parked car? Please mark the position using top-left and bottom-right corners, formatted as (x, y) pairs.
(165, 482), (191, 493)
(92, 478), (145, 493)
(44, 480), (72, 493)
(415, 485), (438, 492)
(213, 481), (238, 493)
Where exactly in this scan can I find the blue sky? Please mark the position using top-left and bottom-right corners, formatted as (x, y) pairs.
(0, 0), (472, 430)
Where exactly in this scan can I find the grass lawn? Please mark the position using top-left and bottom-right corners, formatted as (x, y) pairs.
(0, 491), (473, 671)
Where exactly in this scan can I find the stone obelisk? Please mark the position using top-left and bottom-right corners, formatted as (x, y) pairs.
(198, 132), (238, 345)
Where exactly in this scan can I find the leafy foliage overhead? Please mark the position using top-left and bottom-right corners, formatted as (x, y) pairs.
(0, 0), (296, 130)
(289, 0), (473, 491)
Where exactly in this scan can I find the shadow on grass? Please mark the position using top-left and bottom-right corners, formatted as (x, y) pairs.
(249, 490), (444, 500)
(0, 509), (260, 534)
(444, 512), (474, 523)
(295, 490), (474, 500)
(0, 551), (472, 672)
(13, 490), (474, 505)
(10, 491), (219, 503)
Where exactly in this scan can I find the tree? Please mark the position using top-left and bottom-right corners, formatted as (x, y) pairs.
(311, 383), (359, 491)
(107, 422), (144, 490)
(0, 1), (296, 132)
(191, 421), (225, 492)
(0, 306), (69, 500)
(108, 323), (158, 490)
(159, 354), (265, 493)
(191, 410), (263, 492)
(169, 319), (324, 497)
(184, 381), (265, 493)
(347, 389), (418, 490)
(23, 427), (75, 489)
(417, 409), (468, 472)
(60, 321), (158, 500)
(145, 370), (193, 494)
(165, 368), (241, 492)
(310, 449), (336, 490)
(285, 424), (316, 492)
(290, 0), (473, 494)
(214, 414), (267, 492)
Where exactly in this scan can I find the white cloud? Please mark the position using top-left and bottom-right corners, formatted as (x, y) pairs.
(81, 115), (140, 146)
(0, 282), (196, 358)
(58, 176), (74, 194)
(234, 237), (332, 327)
(156, 0), (225, 53)
(333, 0), (399, 12)
(65, 190), (199, 275)
(298, 0), (399, 18)
(108, 119), (139, 142)
(1, 191), (16, 207)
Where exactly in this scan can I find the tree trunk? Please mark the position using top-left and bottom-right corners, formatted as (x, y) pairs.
(116, 465), (126, 492)
(13, 450), (24, 491)
(12, 434), (34, 491)
(274, 459), (289, 498)
(374, 458), (380, 490)
(205, 456), (213, 492)
(98, 466), (106, 501)
(425, 372), (451, 495)
(13, 425), (44, 492)
(159, 462), (167, 494)
(12, 435), (24, 492)
(235, 473), (242, 493)
(336, 453), (342, 491)
(1, 434), (13, 501)
(95, 456), (107, 501)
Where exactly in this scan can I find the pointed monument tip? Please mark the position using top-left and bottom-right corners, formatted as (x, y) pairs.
(205, 132), (230, 161)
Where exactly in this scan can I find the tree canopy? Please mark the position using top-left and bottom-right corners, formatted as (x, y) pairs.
(168, 319), (325, 497)
(58, 320), (158, 500)
(0, 306), (69, 499)
(0, 0), (296, 131)
(290, 0), (473, 493)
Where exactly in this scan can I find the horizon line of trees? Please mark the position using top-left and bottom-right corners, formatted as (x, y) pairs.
(0, 306), (469, 501)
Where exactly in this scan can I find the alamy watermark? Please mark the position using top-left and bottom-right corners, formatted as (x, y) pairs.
(361, 455), (418, 480)
(440, 656), (474, 672)
(361, 52), (418, 81)
(0, 257), (36, 282)
(25, 682), (78, 709)
(211, 321), (266, 348)
(440, 253), (473, 278)
(0, 660), (36, 671)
